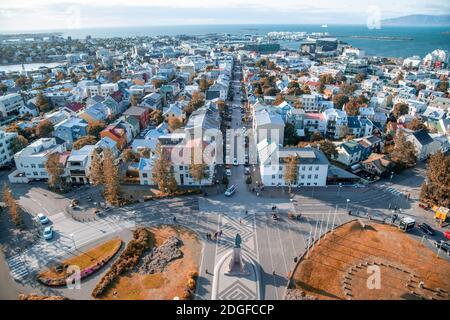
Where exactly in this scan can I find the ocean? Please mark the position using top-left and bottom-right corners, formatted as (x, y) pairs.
(1, 24), (449, 71)
(58, 24), (450, 59)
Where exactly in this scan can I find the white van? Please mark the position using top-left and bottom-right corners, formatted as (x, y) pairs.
(225, 185), (237, 197)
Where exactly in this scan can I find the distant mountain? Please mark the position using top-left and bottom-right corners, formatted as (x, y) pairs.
(382, 14), (450, 26)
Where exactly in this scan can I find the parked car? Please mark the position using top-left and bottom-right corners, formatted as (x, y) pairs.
(434, 240), (450, 256)
(225, 185), (236, 197)
(226, 169), (232, 176)
(43, 226), (53, 240)
(37, 213), (49, 225)
(418, 222), (434, 235)
(444, 231), (450, 240)
(245, 167), (250, 175)
(233, 158), (238, 166)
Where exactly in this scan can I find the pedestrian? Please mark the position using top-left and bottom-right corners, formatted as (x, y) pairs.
(239, 218), (242, 224)
(173, 216), (177, 223)
(206, 269), (209, 275)
(272, 270), (276, 276)
(245, 210), (248, 215)
(214, 232), (218, 239)
(219, 229), (223, 237)
(294, 257), (298, 263)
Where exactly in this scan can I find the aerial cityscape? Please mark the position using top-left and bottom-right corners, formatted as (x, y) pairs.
(0, 0), (449, 307)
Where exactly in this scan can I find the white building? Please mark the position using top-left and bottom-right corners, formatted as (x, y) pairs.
(86, 83), (118, 97)
(257, 139), (329, 187)
(322, 108), (347, 139)
(67, 145), (94, 184)
(0, 130), (18, 167)
(0, 93), (25, 125)
(12, 138), (66, 181)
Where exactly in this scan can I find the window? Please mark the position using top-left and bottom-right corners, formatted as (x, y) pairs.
(31, 164), (36, 168)
(38, 164), (45, 168)
(308, 166), (312, 171)
(307, 175), (311, 179)
(301, 175), (305, 179)
(33, 172), (38, 176)
(301, 166), (305, 171)
(279, 174), (283, 179)
(142, 173), (147, 178)
(314, 174), (318, 179)
(315, 166), (319, 171)
(179, 166), (183, 170)
(272, 175), (275, 179)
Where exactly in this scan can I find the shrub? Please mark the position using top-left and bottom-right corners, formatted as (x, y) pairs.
(91, 228), (151, 298)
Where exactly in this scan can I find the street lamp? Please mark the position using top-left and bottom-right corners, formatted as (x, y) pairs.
(390, 171), (394, 181)
(337, 183), (342, 195)
(346, 199), (350, 211)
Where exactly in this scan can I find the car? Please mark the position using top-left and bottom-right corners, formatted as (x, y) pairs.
(434, 240), (450, 256)
(43, 226), (53, 240)
(444, 231), (450, 240)
(226, 169), (232, 176)
(224, 185), (236, 197)
(233, 158), (238, 166)
(37, 213), (49, 225)
(244, 167), (250, 175)
(418, 222), (434, 235)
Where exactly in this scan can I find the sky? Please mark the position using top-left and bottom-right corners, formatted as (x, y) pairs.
(0, 0), (449, 32)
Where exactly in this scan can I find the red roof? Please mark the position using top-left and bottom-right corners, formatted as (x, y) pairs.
(65, 102), (85, 112)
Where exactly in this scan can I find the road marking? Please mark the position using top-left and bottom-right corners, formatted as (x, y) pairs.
(264, 216), (279, 300)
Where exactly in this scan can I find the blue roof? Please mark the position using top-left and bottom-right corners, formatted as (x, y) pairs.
(347, 116), (361, 128)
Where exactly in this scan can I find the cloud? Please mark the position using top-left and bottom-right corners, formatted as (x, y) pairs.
(0, 0), (448, 31)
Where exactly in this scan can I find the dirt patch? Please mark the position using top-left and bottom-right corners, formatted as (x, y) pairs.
(101, 225), (201, 300)
(291, 220), (450, 300)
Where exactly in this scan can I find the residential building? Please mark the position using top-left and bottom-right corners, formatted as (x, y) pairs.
(0, 93), (24, 125)
(67, 145), (94, 184)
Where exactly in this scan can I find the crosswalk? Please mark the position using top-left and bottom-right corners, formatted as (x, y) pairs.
(385, 187), (404, 197)
(6, 254), (29, 280)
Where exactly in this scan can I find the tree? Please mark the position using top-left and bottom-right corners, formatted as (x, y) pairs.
(284, 123), (300, 146)
(73, 135), (97, 150)
(407, 118), (427, 131)
(87, 121), (106, 139)
(3, 183), (21, 226)
(284, 156), (298, 193)
(149, 109), (164, 125)
(344, 100), (360, 116)
(316, 140), (338, 160)
(10, 135), (28, 154)
(35, 119), (54, 138)
(420, 151), (450, 207)
(102, 149), (120, 205)
(89, 151), (104, 186)
(310, 131), (323, 142)
(184, 91), (204, 116)
(392, 103), (409, 118)
(437, 80), (448, 93)
(151, 144), (173, 192)
(199, 78), (211, 92)
(168, 117), (183, 132)
(355, 73), (366, 83)
(273, 95), (284, 106)
(121, 149), (138, 163)
(319, 74), (335, 85)
(36, 92), (51, 113)
(45, 153), (65, 189)
(332, 93), (349, 109)
(263, 87), (277, 96)
(151, 79), (166, 89)
(390, 131), (417, 169)
(130, 95), (139, 107)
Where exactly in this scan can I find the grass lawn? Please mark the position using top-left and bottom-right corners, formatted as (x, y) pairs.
(38, 238), (122, 282)
(100, 225), (201, 300)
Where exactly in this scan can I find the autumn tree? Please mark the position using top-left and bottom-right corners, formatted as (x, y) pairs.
(36, 92), (51, 113)
(36, 119), (54, 138)
(149, 109), (164, 125)
(332, 93), (349, 109)
(407, 118), (427, 131)
(319, 74), (335, 85)
(284, 156), (298, 193)
(87, 121), (106, 139)
(316, 140), (338, 160)
(3, 183), (21, 226)
(151, 79), (166, 89)
(89, 151), (104, 186)
(310, 131), (323, 142)
(45, 153), (65, 189)
(73, 135), (97, 150)
(184, 91), (204, 117)
(168, 117), (183, 132)
(151, 144), (176, 192)
(130, 95), (139, 107)
(344, 99), (360, 116)
(390, 131), (417, 169)
(199, 78), (211, 92)
(392, 103), (409, 118)
(121, 149), (139, 163)
(420, 151), (450, 207)
(10, 135), (28, 154)
(102, 149), (120, 205)
(355, 73), (366, 83)
(437, 80), (448, 93)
